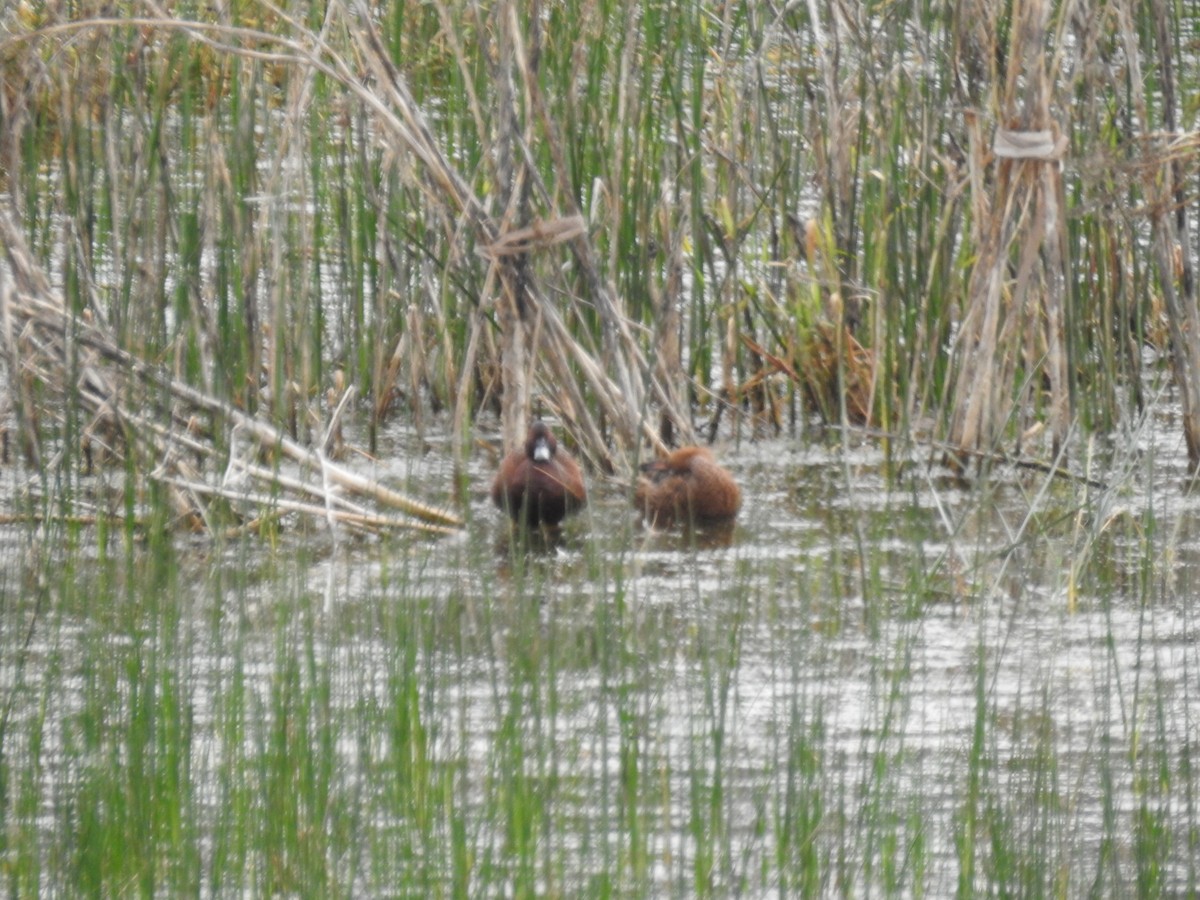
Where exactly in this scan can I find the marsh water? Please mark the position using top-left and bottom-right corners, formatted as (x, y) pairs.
(2, 384), (1199, 896)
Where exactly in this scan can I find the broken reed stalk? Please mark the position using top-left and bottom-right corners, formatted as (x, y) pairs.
(647, 218), (690, 447)
(945, 0), (1071, 464)
(0, 207), (462, 535)
(491, 0), (537, 458)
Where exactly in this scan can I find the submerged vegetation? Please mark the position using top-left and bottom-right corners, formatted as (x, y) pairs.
(2, 0), (1200, 895)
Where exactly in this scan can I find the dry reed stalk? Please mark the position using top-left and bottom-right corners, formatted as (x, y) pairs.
(154, 475), (461, 536)
(490, 0), (534, 457)
(0, 207), (462, 534)
(945, 0), (1071, 464)
(804, 0), (859, 287)
(648, 217), (691, 447)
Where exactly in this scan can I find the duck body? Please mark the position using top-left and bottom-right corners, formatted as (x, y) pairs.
(635, 446), (741, 528)
(492, 421), (587, 527)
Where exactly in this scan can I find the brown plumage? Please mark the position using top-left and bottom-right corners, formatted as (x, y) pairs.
(492, 421), (587, 527)
(634, 446), (741, 528)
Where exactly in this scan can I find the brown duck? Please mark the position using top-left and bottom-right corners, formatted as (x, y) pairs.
(634, 445), (741, 528)
(492, 421), (587, 527)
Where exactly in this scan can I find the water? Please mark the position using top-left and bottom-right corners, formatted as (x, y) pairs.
(2, 412), (1198, 895)
(348, 417), (1197, 892)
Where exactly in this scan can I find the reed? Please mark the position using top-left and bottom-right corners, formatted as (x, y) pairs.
(5, 0), (1200, 480)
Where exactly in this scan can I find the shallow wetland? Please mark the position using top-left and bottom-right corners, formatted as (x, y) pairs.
(3, 407), (1198, 895)
(4, 0), (1200, 893)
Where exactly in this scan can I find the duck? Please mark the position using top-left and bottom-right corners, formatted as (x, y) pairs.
(492, 420), (587, 527)
(634, 445), (741, 528)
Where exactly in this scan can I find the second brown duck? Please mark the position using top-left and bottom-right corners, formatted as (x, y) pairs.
(634, 446), (741, 528)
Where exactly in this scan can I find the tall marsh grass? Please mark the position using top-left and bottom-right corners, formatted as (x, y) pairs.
(3, 0), (1194, 468)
